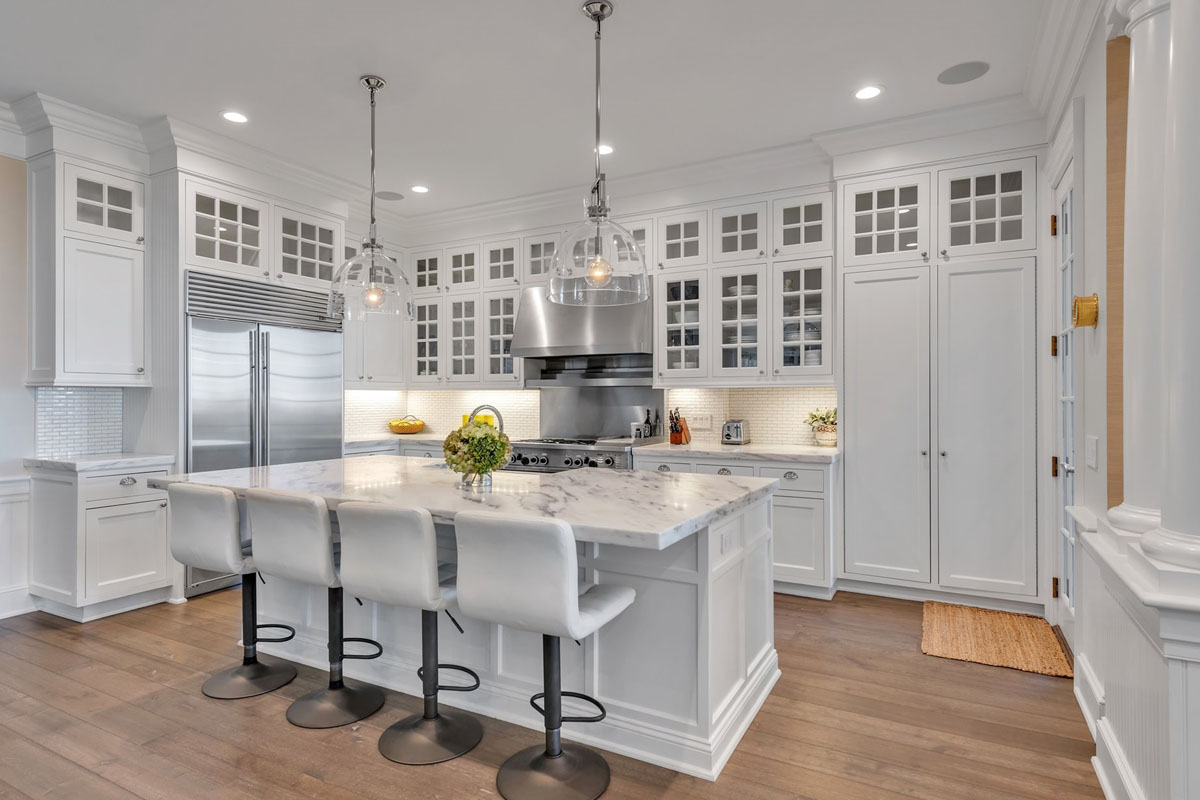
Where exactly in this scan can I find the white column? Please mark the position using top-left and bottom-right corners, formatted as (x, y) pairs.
(1142, 0), (1200, 568)
(1108, 0), (1169, 534)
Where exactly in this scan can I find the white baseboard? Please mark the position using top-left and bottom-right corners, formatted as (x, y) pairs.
(773, 581), (836, 600)
(832, 578), (1046, 615)
(32, 586), (173, 622)
(0, 585), (34, 620)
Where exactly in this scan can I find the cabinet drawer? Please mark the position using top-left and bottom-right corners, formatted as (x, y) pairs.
(639, 460), (693, 474)
(83, 470), (168, 503)
(402, 447), (442, 459)
(759, 467), (823, 493)
(694, 463), (756, 477)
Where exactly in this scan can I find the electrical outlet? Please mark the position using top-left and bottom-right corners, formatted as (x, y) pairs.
(692, 413), (712, 430)
(1086, 435), (1099, 469)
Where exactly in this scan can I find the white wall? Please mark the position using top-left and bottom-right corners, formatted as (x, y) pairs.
(0, 154), (34, 618)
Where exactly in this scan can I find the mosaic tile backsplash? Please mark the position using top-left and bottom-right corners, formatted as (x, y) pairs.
(666, 387), (838, 445)
(35, 387), (124, 457)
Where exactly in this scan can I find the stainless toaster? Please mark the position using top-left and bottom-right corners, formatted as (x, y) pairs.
(722, 420), (749, 445)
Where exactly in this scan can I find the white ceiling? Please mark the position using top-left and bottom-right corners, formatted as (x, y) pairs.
(0, 0), (1052, 215)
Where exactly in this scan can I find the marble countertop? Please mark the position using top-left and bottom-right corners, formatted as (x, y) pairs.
(23, 452), (176, 473)
(637, 440), (839, 463)
(149, 456), (777, 550)
(345, 433), (446, 449)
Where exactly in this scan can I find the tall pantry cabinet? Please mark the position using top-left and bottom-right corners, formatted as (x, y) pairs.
(840, 156), (1038, 598)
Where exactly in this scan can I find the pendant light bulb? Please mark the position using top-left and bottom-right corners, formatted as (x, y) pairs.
(363, 284), (386, 308)
(585, 255), (613, 288)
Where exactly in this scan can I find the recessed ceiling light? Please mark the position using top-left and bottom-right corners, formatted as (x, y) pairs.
(222, 110), (248, 124)
(937, 61), (990, 85)
(855, 85), (883, 100)
(596, 144), (614, 155)
(410, 185), (429, 194)
(375, 190), (405, 201)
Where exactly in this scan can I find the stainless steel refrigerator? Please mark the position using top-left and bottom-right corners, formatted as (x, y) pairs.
(185, 315), (343, 596)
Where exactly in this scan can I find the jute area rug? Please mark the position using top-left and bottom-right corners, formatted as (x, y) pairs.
(921, 601), (1073, 678)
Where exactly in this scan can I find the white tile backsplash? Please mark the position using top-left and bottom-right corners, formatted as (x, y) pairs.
(35, 387), (124, 457)
(667, 387), (837, 445)
(344, 390), (406, 439)
(406, 390), (539, 439)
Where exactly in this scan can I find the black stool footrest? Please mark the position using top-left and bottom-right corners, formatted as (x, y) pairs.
(343, 637), (384, 660)
(255, 623), (295, 643)
(531, 690), (606, 723)
(416, 663), (480, 692)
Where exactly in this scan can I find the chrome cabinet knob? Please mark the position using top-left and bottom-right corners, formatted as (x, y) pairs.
(136, 367), (145, 373)
(136, 236), (145, 244)
(277, 273), (283, 279)
(358, 375), (364, 380)
(940, 451), (947, 457)
(657, 371), (663, 377)
(262, 270), (269, 276)
(940, 249), (948, 258)
(773, 248), (780, 256)
(160, 501), (168, 508)
(774, 368), (780, 374)
(367, 376), (373, 380)
(658, 262), (664, 270)
(920, 251), (929, 260)
(119, 476), (137, 486)
(657, 464), (671, 472)
(783, 471), (798, 480)
(758, 250), (765, 257)
(759, 369), (765, 375)
(921, 449), (928, 456)
(717, 467), (732, 476)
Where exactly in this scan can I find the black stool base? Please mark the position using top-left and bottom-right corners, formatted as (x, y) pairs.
(378, 708), (483, 765)
(201, 659), (297, 700)
(286, 683), (384, 729)
(496, 743), (611, 800)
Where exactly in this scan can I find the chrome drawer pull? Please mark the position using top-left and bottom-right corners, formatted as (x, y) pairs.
(717, 468), (732, 475)
(657, 464), (671, 472)
(119, 476), (137, 486)
(783, 471), (798, 480)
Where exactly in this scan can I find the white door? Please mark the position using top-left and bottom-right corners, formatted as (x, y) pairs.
(62, 238), (145, 379)
(841, 172), (931, 268)
(1053, 168), (1078, 642)
(656, 271), (708, 381)
(445, 245), (481, 292)
(63, 163), (145, 246)
(410, 298), (443, 384)
(657, 210), (708, 269)
(275, 206), (342, 289)
(711, 263), (767, 379)
(771, 257), (831, 379)
(843, 266), (931, 582)
(773, 494), (826, 585)
(771, 192), (831, 259)
(711, 202), (767, 262)
(522, 232), (560, 284)
(483, 288), (521, 383)
(412, 250), (443, 295)
(483, 239), (521, 287)
(362, 313), (406, 385)
(936, 257), (1037, 596)
(446, 295), (481, 382)
(937, 157), (1037, 259)
(185, 180), (267, 278)
(343, 318), (365, 383)
(84, 499), (170, 602)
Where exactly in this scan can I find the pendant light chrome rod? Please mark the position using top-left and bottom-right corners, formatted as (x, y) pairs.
(360, 75), (386, 242)
(594, 15), (602, 186)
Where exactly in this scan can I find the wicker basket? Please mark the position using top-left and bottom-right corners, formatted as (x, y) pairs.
(388, 415), (426, 435)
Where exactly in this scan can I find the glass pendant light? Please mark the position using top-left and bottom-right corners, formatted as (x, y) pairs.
(329, 76), (414, 322)
(548, 1), (649, 306)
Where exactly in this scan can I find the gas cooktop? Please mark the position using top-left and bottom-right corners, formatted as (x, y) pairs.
(507, 437), (631, 472)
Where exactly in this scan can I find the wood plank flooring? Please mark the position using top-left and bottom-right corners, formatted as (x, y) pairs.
(0, 590), (1102, 799)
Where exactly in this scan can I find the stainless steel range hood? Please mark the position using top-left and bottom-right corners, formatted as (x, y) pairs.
(511, 285), (654, 387)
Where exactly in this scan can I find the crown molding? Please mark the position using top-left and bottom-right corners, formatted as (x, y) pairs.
(1026, 0), (1107, 137)
(10, 92), (147, 159)
(0, 102), (22, 159)
(811, 94), (1040, 162)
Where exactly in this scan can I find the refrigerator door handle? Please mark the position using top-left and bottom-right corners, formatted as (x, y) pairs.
(249, 330), (260, 466)
(261, 331), (271, 465)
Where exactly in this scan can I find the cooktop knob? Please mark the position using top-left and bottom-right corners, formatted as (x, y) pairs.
(602, 456), (615, 466)
(537, 454), (549, 465)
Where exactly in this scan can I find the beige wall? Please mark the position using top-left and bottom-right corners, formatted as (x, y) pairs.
(0, 155), (34, 474)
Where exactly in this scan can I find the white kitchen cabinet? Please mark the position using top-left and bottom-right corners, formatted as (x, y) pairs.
(693, 463), (755, 477)
(346, 311), (406, 387)
(400, 443), (443, 459)
(840, 172), (931, 268)
(410, 297), (444, 383)
(771, 192), (831, 259)
(711, 202), (767, 262)
(937, 158), (1036, 259)
(185, 179), (268, 279)
(522, 232), (560, 283)
(656, 270), (708, 381)
(772, 494), (826, 585)
(274, 205), (342, 289)
(615, 217), (653, 271)
(842, 266), (931, 583)
(445, 295), (481, 382)
(936, 257), (1036, 595)
(657, 209), (708, 269)
(83, 499), (170, 603)
(770, 257), (831, 379)
(483, 238), (521, 287)
(63, 163), (145, 246)
(482, 288), (521, 383)
(711, 263), (767, 378)
(62, 238), (147, 381)
(413, 249), (443, 294)
(445, 244), (480, 292)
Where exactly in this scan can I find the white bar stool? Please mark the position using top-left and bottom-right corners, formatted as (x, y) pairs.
(246, 488), (385, 728)
(337, 502), (484, 765)
(167, 483), (297, 699)
(454, 511), (635, 800)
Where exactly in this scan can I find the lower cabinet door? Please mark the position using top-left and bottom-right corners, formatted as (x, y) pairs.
(63, 237), (146, 380)
(772, 494), (826, 585)
(84, 499), (169, 602)
(362, 312), (406, 384)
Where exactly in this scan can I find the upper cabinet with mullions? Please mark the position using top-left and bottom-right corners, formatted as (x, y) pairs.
(64, 163), (145, 246)
(274, 206), (342, 288)
(840, 157), (1036, 269)
(712, 202), (767, 262)
(185, 179), (267, 278)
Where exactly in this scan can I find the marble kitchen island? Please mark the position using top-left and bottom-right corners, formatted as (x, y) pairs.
(150, 456), (779, 780)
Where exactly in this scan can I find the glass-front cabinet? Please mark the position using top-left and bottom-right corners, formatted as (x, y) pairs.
(445, 245), (480, 291)
(185, 179), (269, 278)
(937, 157), (1036, 257)
(483, 288), (521, 383)
(840, 172), (931, 268)
(657, 209), (708, 270)
(63, 163), (145, 246)
(274, 206), (342, 289)
(772, 192), (831, 258)
(656, 270), (708, 379)
(446, 296), (480, 381)
(711, 263), (766, 377)
(522, 231), (560, 283)
(712, 202), (767, 263)
(771, 257), (831, 378)
(412, 249), (442, 294)
(483, 238), (520, 287)
(410, 298), (442, 383)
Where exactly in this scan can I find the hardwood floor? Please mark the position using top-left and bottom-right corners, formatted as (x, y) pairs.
(0, 590), (1102, 799)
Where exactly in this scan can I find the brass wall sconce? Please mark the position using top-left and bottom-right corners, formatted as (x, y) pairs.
(1073, 293), (1099, 328)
